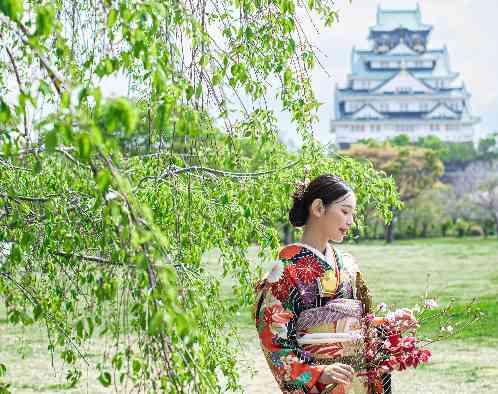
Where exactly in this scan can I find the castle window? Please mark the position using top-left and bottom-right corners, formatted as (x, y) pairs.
(352, 124), (365, 132)
(446, 124), (460, 131)
(397, 87), (412, 94)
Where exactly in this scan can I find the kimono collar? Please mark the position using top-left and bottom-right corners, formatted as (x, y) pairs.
(293, 242), (336, 265)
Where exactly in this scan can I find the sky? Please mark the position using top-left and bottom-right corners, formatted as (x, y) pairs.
(99, 1), (498, 147)
(286, 0), (498, 146)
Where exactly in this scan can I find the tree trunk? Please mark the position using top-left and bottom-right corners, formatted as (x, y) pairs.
(385, 222), (394, 244)
(373, 220), (379, 239)
(495, 213), (498, 239)
(385, 209), (398, 244)
(283, 224), (293, 245)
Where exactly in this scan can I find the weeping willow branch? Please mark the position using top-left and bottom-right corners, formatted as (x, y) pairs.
(0, 191), (57, 203)
(3, 42), (30, 141)
(0, 271), (89, 365)
(136, 160), (301, 188)
(54, 250), (114, 265)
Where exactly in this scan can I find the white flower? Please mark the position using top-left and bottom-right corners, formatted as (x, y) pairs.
(441, 325), (454, 334)
(424, 299), (438, 309)
(105, 191), (120, 201)
(266, 260), (284, 283)
(385, 312), (396, 323)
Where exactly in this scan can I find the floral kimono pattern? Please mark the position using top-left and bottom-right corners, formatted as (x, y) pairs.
(254, 243), (364, 394)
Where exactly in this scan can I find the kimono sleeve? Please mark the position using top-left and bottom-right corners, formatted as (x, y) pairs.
(255, 258), (325, 392)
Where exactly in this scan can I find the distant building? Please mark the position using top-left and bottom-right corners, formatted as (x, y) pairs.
(331, 5), (480, 149)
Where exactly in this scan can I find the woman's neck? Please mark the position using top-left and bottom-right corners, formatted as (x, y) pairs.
(300, 227), (328, 255)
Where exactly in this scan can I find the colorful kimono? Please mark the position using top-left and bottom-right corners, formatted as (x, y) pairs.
(254, 243), (372, 394)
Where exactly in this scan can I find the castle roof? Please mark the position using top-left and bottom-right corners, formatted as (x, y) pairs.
(370, 4), (432, 33)
(349, 47), (459, 80)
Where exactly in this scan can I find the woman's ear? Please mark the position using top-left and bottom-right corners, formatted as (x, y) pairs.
(310, 198), (325, 218)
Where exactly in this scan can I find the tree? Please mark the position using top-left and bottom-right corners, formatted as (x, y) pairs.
(343, 143), (444, 243)
(454, 160), (498, 237)
(399, 185), (451, 238)
(390, 133), (411, 147)
(478, 133), (498, 160)
(0, 1), (400, 392)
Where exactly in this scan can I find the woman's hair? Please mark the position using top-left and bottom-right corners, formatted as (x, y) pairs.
(288, 174), (353, 227)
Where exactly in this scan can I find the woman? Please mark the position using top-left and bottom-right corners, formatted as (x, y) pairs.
(254, 174), (413, 394)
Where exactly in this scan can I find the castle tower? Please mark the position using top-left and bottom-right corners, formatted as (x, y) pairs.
(331, 5), (480, 148)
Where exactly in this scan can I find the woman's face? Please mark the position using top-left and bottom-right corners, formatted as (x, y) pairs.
(312, 193), (357, 242)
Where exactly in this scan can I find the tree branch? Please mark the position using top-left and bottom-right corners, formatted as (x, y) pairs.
(3, 43), (29, 140)
(0, 14), (67, 96)
(0, 192), (56, 203)
(136, 160), (301, 188)
(54, 251), (116, 265)
(0, 271), (89, 365)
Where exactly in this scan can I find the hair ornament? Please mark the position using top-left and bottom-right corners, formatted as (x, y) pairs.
(293, 178), (310, 201)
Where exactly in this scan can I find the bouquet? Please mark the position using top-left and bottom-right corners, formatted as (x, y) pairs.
(296, 273), (482, 394)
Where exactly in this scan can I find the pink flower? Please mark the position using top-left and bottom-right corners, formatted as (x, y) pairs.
(365, 313), (375, 322)
(424, 299), (438, 309)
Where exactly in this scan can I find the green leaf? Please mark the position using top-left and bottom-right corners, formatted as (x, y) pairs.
(98, 371), (112, 387)
(96, 169), (112, 193)
(61, 349), (76, 364)
(9, 245), (21, 263)
(45, 130), (57, 152)
(148, 310), (166, 336)
(0, 0), (23, 21)
(61, 91), (71, 109)
(100, 97), (138, 134)
(132, 359), (141, 375)
(76, 320), (84, 339)
(78, 133), (91, 161)
(0, 99), (12, 123)
(35, 5), (54, 37)
(185, 85), (194, 100)
(107, 8), (117, 29)
(86, 317), (94, 337)
(112, 353), (123, 370)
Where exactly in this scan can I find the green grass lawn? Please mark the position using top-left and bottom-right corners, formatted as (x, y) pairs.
(0, 237), (497, 392)
(338, 238), (498, 345)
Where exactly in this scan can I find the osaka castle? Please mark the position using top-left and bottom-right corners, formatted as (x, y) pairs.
(331, 5), (480, 148)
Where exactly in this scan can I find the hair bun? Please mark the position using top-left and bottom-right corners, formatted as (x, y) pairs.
(288, 173), (353, 228)
(289, 198), (307, 227)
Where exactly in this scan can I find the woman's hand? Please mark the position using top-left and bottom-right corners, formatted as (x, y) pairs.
(318, 363), (355, 385)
